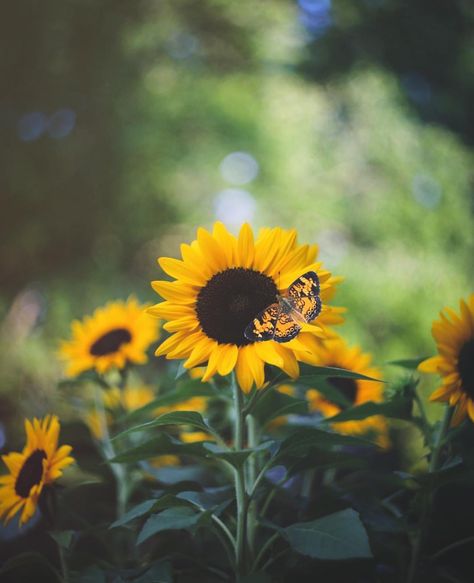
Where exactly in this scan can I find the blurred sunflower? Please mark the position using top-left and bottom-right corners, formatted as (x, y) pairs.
(0, 415), (74, 525)
(305, 337), (389, 448)
(149, 223), (343, 392)
(418, 294), (474, 425)
(59, 297), (159, 377)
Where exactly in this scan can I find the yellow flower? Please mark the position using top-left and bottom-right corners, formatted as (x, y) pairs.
(305, 337), (390, 448)
(59, 297), (160, 377)
(0, 415), (74, 525)
(418, 294), (474, 426)
(149, 223), (343, 392)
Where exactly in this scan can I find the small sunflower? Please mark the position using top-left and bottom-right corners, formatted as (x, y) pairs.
(305, 336), (389, 448)
(0, 415), (74, 525)
(149, 223), (343, 392)
(59, 297), (160, 377)
(418, 294), (474, 426)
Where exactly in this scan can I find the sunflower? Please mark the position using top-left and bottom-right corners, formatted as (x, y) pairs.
(418, 294), (474, 426)
(59, 297), (160, 377)
(149, 223), (343, 392)
(0, 415), (74, 526)
(305, 336), (389, 448)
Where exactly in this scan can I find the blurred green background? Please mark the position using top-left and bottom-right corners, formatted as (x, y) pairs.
(1, 0), (473, 422)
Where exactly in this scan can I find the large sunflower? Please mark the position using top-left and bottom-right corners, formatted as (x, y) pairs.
(0, 415), (74, 525)
(149, 223), (343, 392)
(59, 297), (159, 377)
(305, 336), (389, 448)
(418, 294), (474, 425)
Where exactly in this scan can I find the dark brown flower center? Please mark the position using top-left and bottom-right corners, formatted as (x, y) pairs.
(458, 338), (474, 399)
(327, 366), (358, 407)
(15, 449), (46, 498)
(196, 268), (278, 346)
(90, 328), (132, 356)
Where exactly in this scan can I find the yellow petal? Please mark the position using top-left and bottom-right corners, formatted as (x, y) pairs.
(237, 223), (255, 269)
(216, 344), (239, 376)
(159, 257), (206, 286)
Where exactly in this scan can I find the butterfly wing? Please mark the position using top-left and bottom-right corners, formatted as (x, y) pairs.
(244, 303), (281, 342)
(273, 307), (301, 343)
(287, 271), (322, 323)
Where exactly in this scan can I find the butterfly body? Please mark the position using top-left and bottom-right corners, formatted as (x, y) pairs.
(244, 271), (321, 343)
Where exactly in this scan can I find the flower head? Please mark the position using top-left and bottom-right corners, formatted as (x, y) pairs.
(0, 415), (74, 525)
(305, 336), (389, 448)
(149, 223), (343, 392)
(419, 294), (474, 425)
(59, 297), (160, 377)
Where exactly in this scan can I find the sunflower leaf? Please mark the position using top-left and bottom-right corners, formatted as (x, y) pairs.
(111, 495), (192, 528)
(137, 507), (209, 545)
(109, 433), (209, 463)
(113, 411), (216, 441)
(119, 379), (216, 424)
(278, 427), (376, 457)
(203, 443), (257, 468)
(281, 508), (373, 559)
(388, 357), (427, 370)
(252, 389), (308, 426)
(298, 367), (384, 383)
(326, 396), (413, 423)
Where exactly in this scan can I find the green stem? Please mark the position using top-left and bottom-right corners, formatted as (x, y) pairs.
(94, 385), (128, 518)
(246, 414), (258, 563)
(232, 375), (247, 580)
(252, 531), (280, 571)
(406, 406), (453, 583)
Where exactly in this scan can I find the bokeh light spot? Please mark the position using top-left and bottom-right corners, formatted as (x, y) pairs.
(214, 189), (256, 229)
(17, 112), (47, 142)
(47, 109), (76, 139)
(219, 151), (259, 185)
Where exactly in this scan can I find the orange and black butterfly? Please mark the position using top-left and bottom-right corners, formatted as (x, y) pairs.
(244, 271), (321, 343)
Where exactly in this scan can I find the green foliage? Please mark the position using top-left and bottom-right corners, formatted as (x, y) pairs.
(281, 508), (373, 560)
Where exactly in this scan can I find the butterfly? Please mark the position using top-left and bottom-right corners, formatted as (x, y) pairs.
(244, 271), (322, 343)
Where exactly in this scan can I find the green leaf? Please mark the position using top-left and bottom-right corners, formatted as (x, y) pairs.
(133, 562), (173, 583)
(111, 499), (157, 528)
(252, 389), (308, 426)
(110, 432), (209, 463)
(288, 449), (369, 475)
(278, 427), (376, 457)
(137, 507), (206, 544)
(120, 380), (215, 424)
(388, 357), (427, 370)
(203, 442), (257, 468)
(298, 367), (383, 383)
(326, 396), (413, 423)
(282, 508), (372, 559)
(48, 530), (75, 549)
(113, 411), (215, 441)
(177, 486), (233, 511)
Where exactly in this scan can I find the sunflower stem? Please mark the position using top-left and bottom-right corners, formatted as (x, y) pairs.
(246, 414), (258, 563)
(407, 405), (453, 583)
(94, 385), (128, 519)
(232, 374), (247, 580)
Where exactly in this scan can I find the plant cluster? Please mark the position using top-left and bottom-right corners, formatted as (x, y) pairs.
(1, 224), (473, 583)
